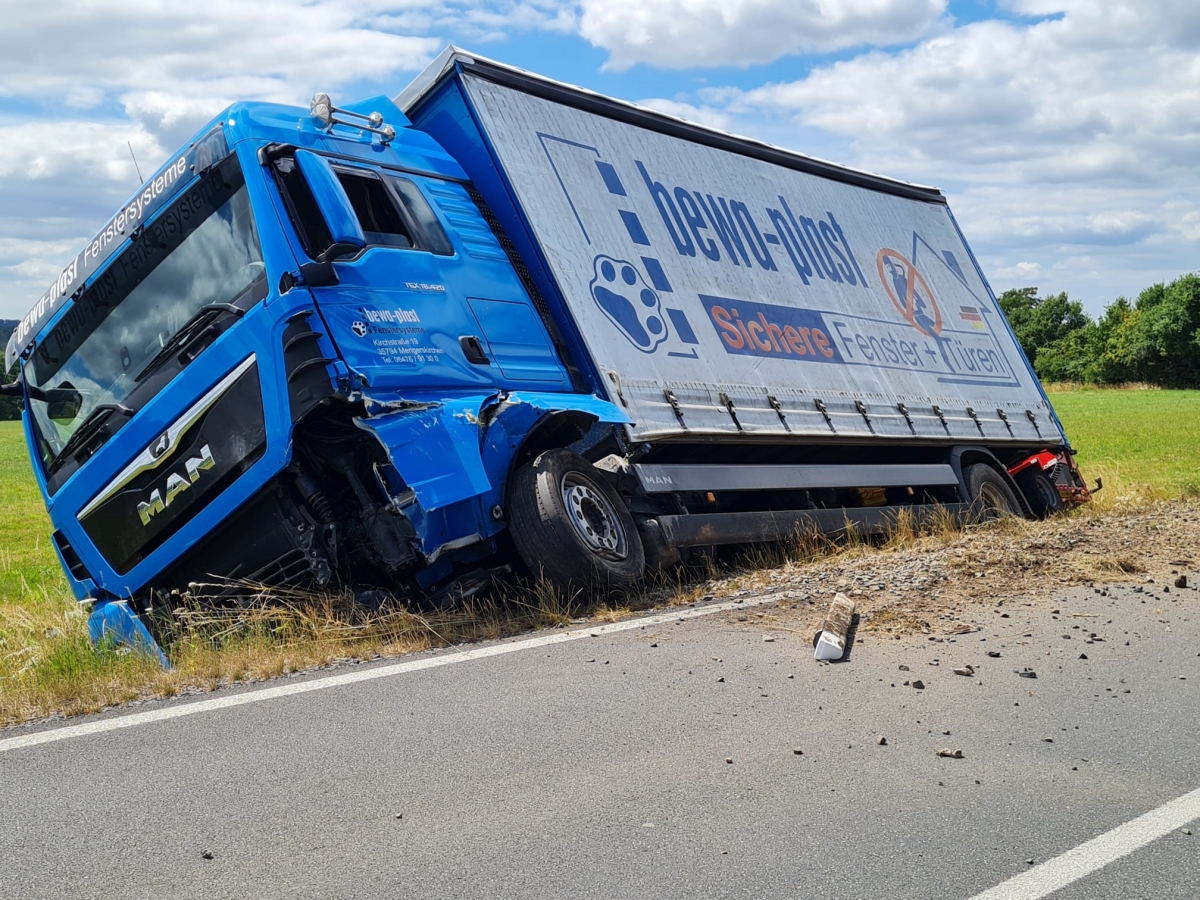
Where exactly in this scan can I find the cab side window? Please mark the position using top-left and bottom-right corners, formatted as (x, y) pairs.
(273, 154), (455, 259)
(335, 170), (414, 249)
(388, 177), (454, 256)
(272, 156), (334, 260)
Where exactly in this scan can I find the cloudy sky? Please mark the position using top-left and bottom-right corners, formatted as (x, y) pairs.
(2, 0), (1197, 320)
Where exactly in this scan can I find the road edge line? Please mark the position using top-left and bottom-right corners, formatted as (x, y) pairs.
(1, 593), (781, 754)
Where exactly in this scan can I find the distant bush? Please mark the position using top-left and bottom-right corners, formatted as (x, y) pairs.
(997, 273), (1200, 388)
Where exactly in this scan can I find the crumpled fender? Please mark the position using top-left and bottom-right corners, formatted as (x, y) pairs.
(355, 396), (493, 510)
(356, 391), (629, 512)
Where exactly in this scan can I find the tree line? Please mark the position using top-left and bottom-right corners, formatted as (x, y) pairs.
(998, 273), (1200, 388)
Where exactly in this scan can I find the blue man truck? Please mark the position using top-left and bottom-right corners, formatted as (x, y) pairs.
(3, 48), (1089, 652)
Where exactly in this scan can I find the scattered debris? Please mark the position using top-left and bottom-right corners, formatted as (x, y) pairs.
(725, 757), (734, 764)
(814, 593), (856, 661)
(793, 748), (804, 755)
(987, 650), (1001, 658)
(953, 665), (975, 676)
(1175, 575), (1188, 589)
(949, 623), (978, 635)
(912, 679), (926, 690)
(936, 748), (964, 758)
(201, 850), (215, 860)
(1079, 653), (1088, 660)
(899, 664), (910, 671)
(876, 736), (888, 746)
(1016, 668), (1038, 679)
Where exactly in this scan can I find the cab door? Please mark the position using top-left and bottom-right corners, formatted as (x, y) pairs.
(270, 151), (568, 393)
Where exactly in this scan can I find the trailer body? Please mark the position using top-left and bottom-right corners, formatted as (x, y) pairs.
(400, 53), (1054, 446)
(3, 48), (1086, 654)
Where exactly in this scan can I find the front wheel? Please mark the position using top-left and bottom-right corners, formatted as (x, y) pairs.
(964, 462), (1024, 520)
(507, 449), (645, 591)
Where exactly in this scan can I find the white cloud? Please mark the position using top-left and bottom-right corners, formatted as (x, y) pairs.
(0, 2), (449, 149)
(0, 0), (564, 319)
(635, 98), (733, 130)
(991, 261), (1045, 282)
(579, 0), (948, 70)
(701, 0), (1200, 310)
(0, 121), (164, 183)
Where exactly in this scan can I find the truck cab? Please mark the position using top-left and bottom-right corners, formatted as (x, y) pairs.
(8, 95), (629, 650)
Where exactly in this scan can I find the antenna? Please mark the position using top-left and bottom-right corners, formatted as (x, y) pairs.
(127, 141), (144, 183)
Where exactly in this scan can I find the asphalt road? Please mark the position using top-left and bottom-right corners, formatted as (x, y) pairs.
(2, 579), (1199, 899)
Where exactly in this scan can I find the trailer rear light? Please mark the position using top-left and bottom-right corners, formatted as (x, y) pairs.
(52, 530), (92, 583)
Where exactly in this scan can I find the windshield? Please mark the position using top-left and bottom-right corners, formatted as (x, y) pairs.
(24, 153), (265, 473)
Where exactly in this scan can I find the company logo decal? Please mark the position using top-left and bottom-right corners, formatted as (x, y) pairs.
(136, 444), (215, 525)
(877, 249), (942, 337)
(589, 255), (668, 353)
(351, 321), (368, 337)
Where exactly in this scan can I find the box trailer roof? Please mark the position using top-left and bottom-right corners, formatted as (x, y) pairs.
(397, 46), (945, 206)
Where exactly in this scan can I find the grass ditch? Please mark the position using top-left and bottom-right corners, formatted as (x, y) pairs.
(1, 386), (1198, 726)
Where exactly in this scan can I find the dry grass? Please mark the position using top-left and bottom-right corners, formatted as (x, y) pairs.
(0, 510), (973, 726)
(6, 495), (1196, 727)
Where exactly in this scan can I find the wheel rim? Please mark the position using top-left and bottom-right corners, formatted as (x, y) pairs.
(977, 481), (1013, 517)
(560, 472), (628, 561)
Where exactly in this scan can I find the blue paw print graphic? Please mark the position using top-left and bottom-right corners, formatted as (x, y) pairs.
(589, 256), (668, 353)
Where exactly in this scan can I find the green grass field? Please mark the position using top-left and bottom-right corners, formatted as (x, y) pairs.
(0, 423), (69, 608)
(1046, 388), (1200, 500)
(0, 387), (1197, 723)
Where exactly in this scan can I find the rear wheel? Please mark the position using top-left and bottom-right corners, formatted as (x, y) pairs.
(507, 449), (645, 591)
(964, 463), (1023, 520)
(1015, 467), (1063, 518)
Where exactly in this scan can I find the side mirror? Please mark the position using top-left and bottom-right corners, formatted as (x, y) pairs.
(293, 150), (366, 262)
(45, 387), (83, 422)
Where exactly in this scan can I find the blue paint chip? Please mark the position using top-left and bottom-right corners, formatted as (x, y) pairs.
(641, 256), (673, 292)
(595, 161), (626, 196)
(620, 210), (651, 246)
(665, 308), (699, 344)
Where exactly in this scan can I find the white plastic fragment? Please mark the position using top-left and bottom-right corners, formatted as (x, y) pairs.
(814, 592), (856, 661)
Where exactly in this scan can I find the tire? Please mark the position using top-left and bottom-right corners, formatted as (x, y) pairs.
(964, 463), (1023, 521)
(1015, 467), (1064, 519)
(507, 449), (645, 591)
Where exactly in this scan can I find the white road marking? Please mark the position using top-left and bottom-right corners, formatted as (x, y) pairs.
(0, 593), (783, 754)
(968, 786), (1200, 900)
